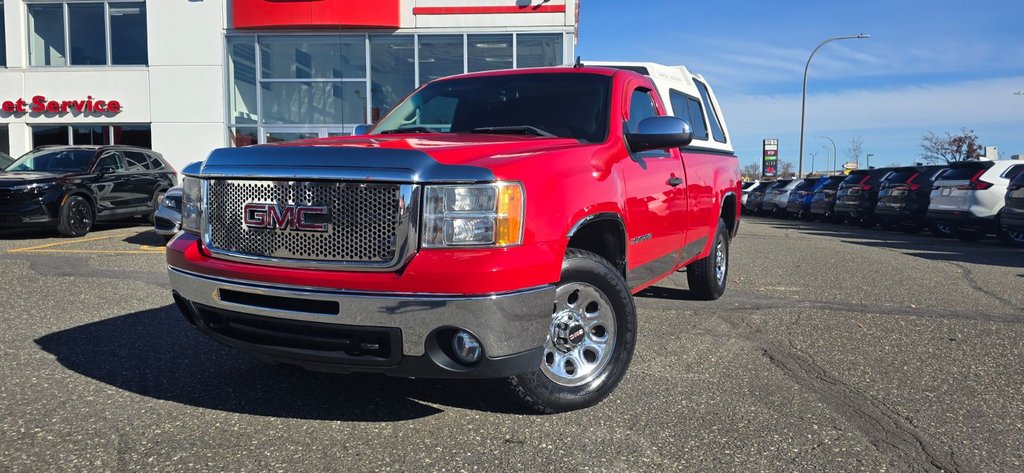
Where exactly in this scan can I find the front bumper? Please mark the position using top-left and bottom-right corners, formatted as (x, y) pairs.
(0, 202), (58, 227)
(154, 206), (181, 236)
(169, 267), (553, 378)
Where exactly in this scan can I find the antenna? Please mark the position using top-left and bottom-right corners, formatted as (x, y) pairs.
(574, 56), (583, 68)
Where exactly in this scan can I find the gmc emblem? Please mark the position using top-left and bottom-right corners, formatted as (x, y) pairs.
(243, 203), (329, 232)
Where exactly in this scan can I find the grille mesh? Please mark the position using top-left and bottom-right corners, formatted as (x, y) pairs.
(207, 180), (402, 263)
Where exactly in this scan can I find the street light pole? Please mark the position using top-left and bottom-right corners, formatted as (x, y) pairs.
(808, 151), (817, 176)
(798, 34), (870, 178)
(866, 153), (874, 169)
(818, 135), (837, 175)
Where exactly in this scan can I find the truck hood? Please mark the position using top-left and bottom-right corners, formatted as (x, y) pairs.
(192, 134), (592, 183)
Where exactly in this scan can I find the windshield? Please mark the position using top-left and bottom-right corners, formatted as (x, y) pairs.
(6, 149), (96, 173)
(938, 163), (990, 181)
(372, 73), (612, 143)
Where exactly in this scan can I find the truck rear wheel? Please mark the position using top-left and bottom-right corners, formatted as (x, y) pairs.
(509, 249), (636, 413)
(685, 218), (730, 301)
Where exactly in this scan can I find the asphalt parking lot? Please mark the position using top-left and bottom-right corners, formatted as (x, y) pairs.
(1, 219), (1022, 472)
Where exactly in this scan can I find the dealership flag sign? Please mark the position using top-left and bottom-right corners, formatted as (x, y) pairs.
(763, 139), (778, 178)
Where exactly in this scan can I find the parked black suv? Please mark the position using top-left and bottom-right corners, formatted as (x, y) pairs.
(809, 175), (849, 222)
(834, 168), (893, 227)
(1002, 170), (1024, 247)
(875, 165), (948, 233)
(0, 145), (176, 237)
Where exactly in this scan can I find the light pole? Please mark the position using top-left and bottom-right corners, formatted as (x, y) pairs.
(808, 152), (817, 176)
(819, 135), (837, 174)
(798, 34), (870, 177)
(866, 153), (874, 169)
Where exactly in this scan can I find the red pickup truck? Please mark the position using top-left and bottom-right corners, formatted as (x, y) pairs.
(168, 65), (741, 413)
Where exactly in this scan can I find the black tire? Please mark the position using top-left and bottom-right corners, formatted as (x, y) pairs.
(686, 218), (730, 301)
(57, 195), (94, 237)
(149, 190), (167, 225)
(954, 227), (986, 242)
(930, 223), (954, 238)
(509, 248), (637, 414)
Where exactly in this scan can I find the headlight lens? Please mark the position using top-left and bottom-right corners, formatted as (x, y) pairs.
(181, 177), (203, 233)
(161, 195), (181, 211)
(423, 182), (524, 248)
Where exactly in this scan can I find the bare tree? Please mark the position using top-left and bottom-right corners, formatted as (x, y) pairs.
(779, 161), (795, 179)
(920, 128), (981, 164)
(846, 136), (864, 167)
(741, 162), (761, 180)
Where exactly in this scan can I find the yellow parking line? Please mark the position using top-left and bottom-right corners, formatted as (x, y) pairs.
(7, 233), (133, 253)
(10, 248), (164, 255)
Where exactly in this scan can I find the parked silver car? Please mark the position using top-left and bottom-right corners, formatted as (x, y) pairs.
(154, 186), (182, 241)
(762, 179), (804, 217)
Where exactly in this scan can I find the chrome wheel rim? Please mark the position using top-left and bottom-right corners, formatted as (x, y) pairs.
(936, 223), (953, 235)
(69, 200), (92, 233)
(714, 236), (727, 286)
(1010, 230), (1024, 243)
(541, 282), (616, 387)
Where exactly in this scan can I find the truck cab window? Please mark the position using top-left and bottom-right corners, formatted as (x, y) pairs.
(626, 89), (658, 134)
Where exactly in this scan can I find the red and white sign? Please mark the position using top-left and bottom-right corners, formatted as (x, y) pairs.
(1, 96), (123, 115)
(232, 0), (401, 29)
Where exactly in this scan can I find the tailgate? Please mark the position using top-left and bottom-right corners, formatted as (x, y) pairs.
(929, 181), (970, 211)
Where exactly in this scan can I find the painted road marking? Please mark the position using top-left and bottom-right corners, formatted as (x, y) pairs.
(7, 232), (163, 255)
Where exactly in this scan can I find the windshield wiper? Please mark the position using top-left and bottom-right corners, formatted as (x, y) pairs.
(378, 126), (442, 134)
(470, 126), (556, 137)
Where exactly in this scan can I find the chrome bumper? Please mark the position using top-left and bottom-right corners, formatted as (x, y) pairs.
(168, 267), (554, 358)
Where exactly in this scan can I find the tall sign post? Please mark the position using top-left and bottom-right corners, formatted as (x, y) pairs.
(762, 139), (778, 178)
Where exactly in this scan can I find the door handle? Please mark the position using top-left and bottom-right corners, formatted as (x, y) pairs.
(667, 177), (683, 187)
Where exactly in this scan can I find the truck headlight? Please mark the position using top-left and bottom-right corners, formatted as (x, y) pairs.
(181, 176), (204, 234)
(423, 182), (524, 248)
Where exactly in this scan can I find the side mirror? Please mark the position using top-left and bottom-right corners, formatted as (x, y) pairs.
(626, 116), (693, 153)
(352, 124), (372, 136)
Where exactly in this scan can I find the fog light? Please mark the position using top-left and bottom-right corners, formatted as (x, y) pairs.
(451, 330), (483, 365)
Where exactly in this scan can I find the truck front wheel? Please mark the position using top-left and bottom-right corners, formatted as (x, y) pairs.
(685, 218), (730, 300)
(509, 249), (637, 413)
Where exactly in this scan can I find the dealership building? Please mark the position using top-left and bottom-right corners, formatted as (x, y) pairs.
(0, 0), (577, 170)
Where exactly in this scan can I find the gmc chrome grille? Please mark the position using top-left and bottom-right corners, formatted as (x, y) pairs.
(205, 180), (416, 268)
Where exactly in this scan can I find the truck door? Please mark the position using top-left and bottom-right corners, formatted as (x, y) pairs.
(620, 86), (688, 289)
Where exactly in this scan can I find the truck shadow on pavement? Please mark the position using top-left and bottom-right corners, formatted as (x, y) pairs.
(763, 219), (1024, 269)
(35, 305), (534, 421)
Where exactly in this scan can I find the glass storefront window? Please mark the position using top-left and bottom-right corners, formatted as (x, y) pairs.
(68, 3), (107, 65)
(467, 34), (512, 73)
(112, 125), (151, 148)
(260, 36), (365, 80)
(370, 35), (414, 123)
(32, 126), (71, 147)
(28, 5), (66, 66)
(109, 3), (148, 65)
(265, 131), (319, 144)
(260, 82), (366, 125)
(228, 36), (258, 125)
(229, 128), (259, 147)
(72, 125), (111, 145)
(0, 125), (9, 155)
(29, 2), (148, 67)
(29, 124), (150, 148)
(0, 3), (7, 67)
(418, 35), (464, 83)
(517, 34), (564, 68)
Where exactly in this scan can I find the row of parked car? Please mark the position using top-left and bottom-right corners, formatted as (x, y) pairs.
(742, 159), (1024, 247)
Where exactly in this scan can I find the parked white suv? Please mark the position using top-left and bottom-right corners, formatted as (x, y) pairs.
(927, 159), (1024, 241)
(741, 180), (760, 207)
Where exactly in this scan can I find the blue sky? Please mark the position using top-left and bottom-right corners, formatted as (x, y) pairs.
(577, 0), (1024, 171)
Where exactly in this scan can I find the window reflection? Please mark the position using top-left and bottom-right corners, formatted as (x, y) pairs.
(516, 34), (563, 68)
(260, 36), (365, 79)
(370, 35), (415, 122)
(261, 82), (366, 125)
(468, 34), (512, 73)
(419, 35), (465, 83)
(228, 36), (258, 125)
(28, 5), (66, 66)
